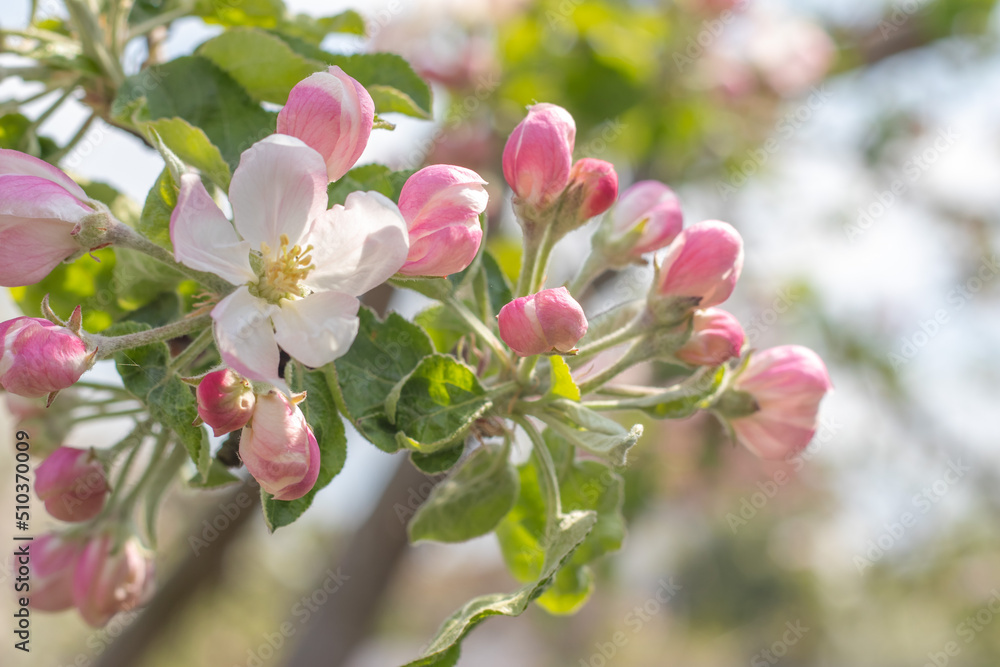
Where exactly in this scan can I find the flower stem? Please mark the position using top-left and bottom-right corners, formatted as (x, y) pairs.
(576, 337), (648, 396)
(72, 408), (145, 422)
(511, 415), (561, 536)
(566, 250), (607, 298)
(446, 295), (512, 371)
(119, 429), (171, 513)
(48, 112), (97, 163)
(570, 317), (645, 365)
(167, 327), (215, 373)
(88, 313), (213, 359)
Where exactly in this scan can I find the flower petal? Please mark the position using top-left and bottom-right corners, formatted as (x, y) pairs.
(272, 291), (360, 368)
(229, 135), (329, 249)
(0, 148), (88, 200)
(305, 191), (409, 295)
(211, 287), (281, 385)
(0, 174), (91, 222)
(0, 217), (82, 287)
(170, 174), (255, 285)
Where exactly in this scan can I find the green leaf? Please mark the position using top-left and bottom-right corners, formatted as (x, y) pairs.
(187, 459), (242, 489)
(332, 307), (434, 453)
(410, 446), (464, 474)
(545, 356), (581, 401)
(0, 112), (57, 157)
(145, 117), (232, 188)
(327, 163), (413, 206)
(261, 362), (348, 531)
(114, 56), (276, 168)
(198, 28), (323, 105)
(279, 10), (367, 42)
(392, 354), (492, 455)
(136, 168), (178, 250)
(194, 0), (285, 28)
(403, 510), (596, 666)
(409, 444), (518, 543)
(480, 251), (513, 318)
(539, 400), (643, 467)
(388, 276), (454, 300)
(113, 248), (184, 309)
(414, 304), (470, 354)
(497, 432), (625, 615)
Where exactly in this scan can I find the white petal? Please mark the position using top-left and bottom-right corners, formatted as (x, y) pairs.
(212, 287), (281, 385)
(170, 174), (255, 285)
(305, 191), (409, 296)
(272, 291), (360, 368)
(229, 135), (329, 249)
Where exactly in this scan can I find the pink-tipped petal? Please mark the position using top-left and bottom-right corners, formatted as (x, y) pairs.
(229, 135), (329, 249)
(502, 103), (576, 208)
(170, 174), (254, 285)
(277, 66), (375, 182)
(676, 308), (745, 366)
(498, 287), (588, 357)
(612, 180), (684, 255)
(0, 148), (88, 200)
(657, 220), (744, 308)
(240, 391), (320, 501)
(306, 191), (409, 295)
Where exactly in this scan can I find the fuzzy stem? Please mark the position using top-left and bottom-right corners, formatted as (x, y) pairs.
(566, 250), (608, 298)
(88, 313), (212, 359)
(445, 296), (512, 371)
(512, 415), (561, 537)
(576, 337), (649, 396)
(167, 327), (215, 373)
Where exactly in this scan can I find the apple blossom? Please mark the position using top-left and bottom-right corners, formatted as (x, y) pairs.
(276, 66), (375, 182)
(0, 316), (95, 398)
(655, 220), (744, 309)
(676, 308), (745, 366)
(35, 447), (109, 522)
(239, 391), (321, 501)
(610, 180), (684, 257)
(196, 369), (256, 436)
(0, 149), (98, 287)
(726, 345), (832, 459)
(503, 103), (576, 209)
(73, 534), (155, 627)
(564, 158), (619, 224)
(397, 164), (488, 277)
(498, 287), (588, 357)
(169, 134), (409, 387)
(26, 533), (83, 612)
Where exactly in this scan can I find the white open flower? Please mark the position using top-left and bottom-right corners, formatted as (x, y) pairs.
(170, 134), (409, 387)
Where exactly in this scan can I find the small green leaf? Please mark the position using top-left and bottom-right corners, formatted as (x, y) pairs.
(187, 459), (242, 489)
(410, 446), (464, 475)
(368, 84), (428, 119)
(624, 366), (726, 419)
(388, 276), (454, 300)
(278, 9), (367, 42)
(261, 362), (348, 531)
(198, 28), (323, 105)
(392, 354), (492, 455)
(545, 356), (581, 401)
(194, 0), (284, 28)
(114, 56), (276, 169)
(136, 168), (178, 250)
(332, 307), (434, 453)
(145, 117), (232, 188)
(325, 52), (432, 118)
(414, 304), (470, 354)
(481, 251), (513, 318)
(403, 510), (596, 666)
(409, 444), (518, 543)
(539, 400), (642, 467)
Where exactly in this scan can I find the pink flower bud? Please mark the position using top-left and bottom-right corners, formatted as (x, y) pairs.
(26, 533), (83, 612)
(196, 369), (256, 436)
(656, 220), (744, 309)
(240, 391), (321, 501)
(276, 66), (375, 183)
(397, 164), (488, 277)
(36, 447), (109, 522)
(729, 345), (832, 460)
(676, 308), (745, 366)
(611, 181), (683, 256)
(73, 534), (155, 627)
(0, 317), (94, 398)
(565, 158), (618, 223)
(498, 287), (588, 357)
(502, 103), (576, 208)
(0, 149), (94, 287)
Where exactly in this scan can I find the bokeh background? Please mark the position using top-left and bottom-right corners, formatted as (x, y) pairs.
(2, 0), (1000, 665)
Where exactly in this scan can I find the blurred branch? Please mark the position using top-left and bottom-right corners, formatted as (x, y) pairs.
(93, 480), (259, 667)
(283, 458), (437, 667)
